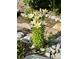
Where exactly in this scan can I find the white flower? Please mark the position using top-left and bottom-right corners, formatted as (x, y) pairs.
(39, 8), (42, 12)
(33, 21), (42, 28)
(21, 13), (27, 17)
(31, 19), (36, 25)
(42, 21), (47, 25)
(34, 16), (40, 20)
(27, 14), (34, 18)
(42, 9), (48, 14)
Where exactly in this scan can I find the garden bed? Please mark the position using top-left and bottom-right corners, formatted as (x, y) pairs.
(17, 0), (61, 59)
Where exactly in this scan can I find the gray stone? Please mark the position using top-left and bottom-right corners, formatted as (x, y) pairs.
(56, 43), (60, 50)
(56, 36), (61, 43)
(22, 36), (31, 44)
(17, 23), (31, 30)
(24, 54), (50, 59)
(21, 13), (27, 17)
(56, 43), (60, 53)
(17, 32), (24, 39)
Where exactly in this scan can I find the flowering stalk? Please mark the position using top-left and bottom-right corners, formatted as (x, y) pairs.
(26, 9), (48, 49)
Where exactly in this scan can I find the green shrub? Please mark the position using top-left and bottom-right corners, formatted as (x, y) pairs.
(17, 40), (30, 59)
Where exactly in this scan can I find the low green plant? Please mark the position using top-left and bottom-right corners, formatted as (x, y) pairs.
(17, 40), (30, 59)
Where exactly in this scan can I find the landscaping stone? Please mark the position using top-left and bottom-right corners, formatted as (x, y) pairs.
(57, 43), (60, 49)
(24, 54), (50, 59)
(17, 32), (24, 39)
(56, 36), (61, 43)
(22, 36), (31, 44)
(17, 23), (31, 30)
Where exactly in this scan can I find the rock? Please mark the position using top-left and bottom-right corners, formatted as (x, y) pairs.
(45, 52), (50, 57)
(48, 15), (61, 22)
(17, 32), (24, 39)
(52, 45), (56, 50)
(17, 0), (25, 12)
(56, 36), (61, 43)
(56, 43), (60, 49)
(53, 22), (61, 32)
(21, 13), (27, 17)
(46, 47), (50, 52)
(54, 53), (61, 59)
(24, 54), (50, 59)
(50, 16), (56, 20)
(23, 36), (30, 40)
(51, 54), (55, 59)
(56, 43), (60, 53)
(40, 48), (45, 52)
(55, 17), (61, 22)
(17, 23), (31, 30)
(50, 48), (55, 54)
(22, 36), (31, 44)
(17, 28), (31, 36)
(45, 22), (61, 36)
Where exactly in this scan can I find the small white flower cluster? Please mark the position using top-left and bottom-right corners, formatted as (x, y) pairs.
(31, 19), (42, 28)
(25, 9), (48, 28)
